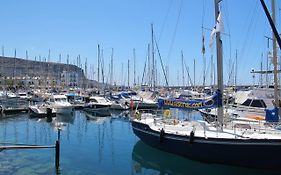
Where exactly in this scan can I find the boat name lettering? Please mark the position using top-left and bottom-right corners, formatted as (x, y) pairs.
(164, 100), (203, 108)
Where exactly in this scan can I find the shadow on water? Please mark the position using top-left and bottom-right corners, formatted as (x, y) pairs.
(84, 110), (111, 118)
(132, 141), (280, 175)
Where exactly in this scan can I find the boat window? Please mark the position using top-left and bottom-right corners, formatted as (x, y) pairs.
(99, 98), (108, 103)
(90, 99), (98, 103)
(55, 98), (67, 102)
(242, 99), (267, 108)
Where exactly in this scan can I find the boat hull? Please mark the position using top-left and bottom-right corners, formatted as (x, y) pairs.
(132, 121), (281, 170)
(29, 106), (56, 118)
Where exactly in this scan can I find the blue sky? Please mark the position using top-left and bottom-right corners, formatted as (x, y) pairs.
(0, 0), (280, 86)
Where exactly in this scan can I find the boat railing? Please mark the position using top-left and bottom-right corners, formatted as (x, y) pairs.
(196, 118), (281, 138)
(227, 119), (281, 137)
(0, 97), (30, 109)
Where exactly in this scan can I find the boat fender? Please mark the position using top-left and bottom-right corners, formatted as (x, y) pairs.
(189, 131), (195, 144)
(130, 100), (134, 109)
(0, 105), (2, 114)
(159, 128), (165, 143)
(134, 110), (141, 120)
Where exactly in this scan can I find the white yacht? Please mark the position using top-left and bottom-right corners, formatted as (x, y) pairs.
(84, 96), (112, 112)
(18, 91), (31, 100)
(47, 95), (73, 114)
(29, 102), (56, 117)
(199, 88), (275, 122)
(119, 91), (158, 110)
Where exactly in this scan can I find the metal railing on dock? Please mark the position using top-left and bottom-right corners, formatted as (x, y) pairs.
(0, 126), (62, 172)
(0, 97), (30, 115)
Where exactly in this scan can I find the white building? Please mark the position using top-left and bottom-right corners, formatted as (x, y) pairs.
(61, 71), (81, 87)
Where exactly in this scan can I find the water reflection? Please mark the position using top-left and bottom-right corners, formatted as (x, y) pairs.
(0, 109), (279, 175)
(54, 113), (75, 125)
(85, 110), (111, 118)
(132, 141), (280, 175)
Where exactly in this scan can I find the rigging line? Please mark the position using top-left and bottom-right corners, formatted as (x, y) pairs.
(227, 60), (235, 86)
(201, 0), (206, 27)
(141, 45), (148, 85)
(183, 60), (193, 87)
(167, 0), (183, 64)
(222, 0), (232, 65)
(238, 1), (259, 64)
(279, 5), (281, 31)
(154, 36), (169, 87)
(205, 58), (212, 84)
(159, 0), (174, 41)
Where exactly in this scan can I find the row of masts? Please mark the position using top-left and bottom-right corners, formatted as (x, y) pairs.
(1, 1), (278, 90)
(0, 45), (236, 90)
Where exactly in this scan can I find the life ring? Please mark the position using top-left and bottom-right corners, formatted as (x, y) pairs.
(163, 110), (171, 118)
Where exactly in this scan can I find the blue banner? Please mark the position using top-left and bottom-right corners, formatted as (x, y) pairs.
(158, 90), (222, 110)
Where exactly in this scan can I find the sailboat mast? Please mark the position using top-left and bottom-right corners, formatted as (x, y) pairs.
(271, 0), (279, 108)
(181, 50), (185, 87)
(110, 48), (114, 86)
(210, 55), (213, 86)
(128, 59), (130, 90)
(97, 44), (100, 83)
(193, 59), (195, 88)
(133, 48), (136, 87)
(235, 50), (237, 86)
(147, 44), (151, 87)
(151, 23), (156, 91)
(214, 0), (224, 129)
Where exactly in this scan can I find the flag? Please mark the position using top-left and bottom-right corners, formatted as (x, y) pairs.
(216, 12), (223, 33)
(209, 12), (223, 48)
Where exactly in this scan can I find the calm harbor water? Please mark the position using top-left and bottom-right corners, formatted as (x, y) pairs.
(0, 109), (279, 175)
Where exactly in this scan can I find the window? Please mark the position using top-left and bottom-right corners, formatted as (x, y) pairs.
(242, 99), (266, 108)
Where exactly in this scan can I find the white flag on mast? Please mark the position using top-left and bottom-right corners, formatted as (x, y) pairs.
(209, 12), (223, 48)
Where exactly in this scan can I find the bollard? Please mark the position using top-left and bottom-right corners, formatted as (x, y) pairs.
(46, 108), (52, 122)
(55, 128), (61, 170)
(55, 140), (60, 169)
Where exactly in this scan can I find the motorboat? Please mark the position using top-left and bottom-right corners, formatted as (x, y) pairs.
(199, 88), (275, 122)
(29, 102), (56, 118)
(109, 94), (129, 110)
(84, 96), (112, 112)
(119, 91), (158, 110)
(47, 94), (73, 114)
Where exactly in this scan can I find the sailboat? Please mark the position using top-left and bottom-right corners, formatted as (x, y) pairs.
(131, 0), (281, 170)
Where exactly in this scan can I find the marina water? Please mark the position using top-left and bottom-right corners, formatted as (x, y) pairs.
(0, 110), (279, 175)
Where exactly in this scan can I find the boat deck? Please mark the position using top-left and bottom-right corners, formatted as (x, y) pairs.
(136, 116), (281, 140)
